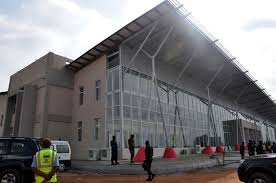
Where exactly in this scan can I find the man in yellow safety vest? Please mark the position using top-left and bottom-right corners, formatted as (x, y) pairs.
(31, 138), (59, 183)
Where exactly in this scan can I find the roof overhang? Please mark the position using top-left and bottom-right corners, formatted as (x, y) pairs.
(68, 0), (276, 124)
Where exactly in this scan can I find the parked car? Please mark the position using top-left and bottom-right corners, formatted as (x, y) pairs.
(51, 140), (71, 171)
(0, 137), (39, 183)
(238, 154), (276, 183)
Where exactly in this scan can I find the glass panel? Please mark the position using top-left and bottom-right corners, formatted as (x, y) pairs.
(113, 93), (120, 106)
(107, 108), (112, 121)
(123, 92), (131, 106)
(123, 106), (131, 119)
(124, 73), (131, 92)
(132, 95), (140, 107)
(133, 121), (141, 147)
(11, 141), (25, 154)
(56, 145), (69, 153)
(107, 95), (112, 107)
(140, 74), (147, 96)
(113, 106), (120, 120)
(141, 110), (148, 121)
(107, 73), (112, 92)
(141, 96), (148, 109)
(131, 71), (139, 94)
(132, 108), (140, 121)
(113, 69), (119, 91)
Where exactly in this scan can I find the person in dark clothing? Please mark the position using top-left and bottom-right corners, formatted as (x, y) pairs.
(256, 140), (264, 155)
(110, 136), (119, 165)
(272, 142), (276, 153)
(142, 141), (155, 181)
(128, 134), (135, 163)
(240, 142), (245, 159)
(266, 141), (272, 153)
(248, 140), (255, 156)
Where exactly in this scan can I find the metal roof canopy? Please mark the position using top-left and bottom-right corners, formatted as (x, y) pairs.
(67, 0), (276, 123)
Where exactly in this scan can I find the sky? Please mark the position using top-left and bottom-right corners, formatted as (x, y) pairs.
(0, 0), (276, 99)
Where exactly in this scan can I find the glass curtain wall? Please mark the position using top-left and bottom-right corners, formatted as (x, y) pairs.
(105, 66), (121, 148)
(117, 66), (237, 148)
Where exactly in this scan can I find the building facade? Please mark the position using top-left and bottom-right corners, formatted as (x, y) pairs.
(0, 92), (8, 136)
(2, 52), (74, 141)
(1, 0), (276, 160)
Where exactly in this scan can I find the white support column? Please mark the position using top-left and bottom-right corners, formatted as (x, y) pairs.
(122, 22), (158, 78)
(206, 64), (225, 146)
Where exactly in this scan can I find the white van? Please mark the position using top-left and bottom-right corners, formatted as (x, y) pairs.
(51, 140), (71, 170)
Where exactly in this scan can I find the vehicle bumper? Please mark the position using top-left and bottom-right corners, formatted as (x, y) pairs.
(59, 160), (71, 167)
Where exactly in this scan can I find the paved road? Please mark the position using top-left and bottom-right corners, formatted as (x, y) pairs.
(59, 164), (241, 183)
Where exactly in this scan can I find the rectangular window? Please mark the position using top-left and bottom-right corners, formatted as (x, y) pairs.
(11, 141), (25, 154)
(0, 140), (9, 155)
(0, 115), (3, 127)
(95, 118), (100, 141)
(95, 80), (101, 101)
(79, 86), (84, 105)
(77, 121), (82, 141)
(56, 145), (69, 153)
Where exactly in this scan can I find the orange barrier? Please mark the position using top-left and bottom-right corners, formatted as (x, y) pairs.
(215, 145), (224, 154)
(133, 147), (145, 162)
(163, 147), (177, 158)
(234, 144), (240, 151)
(203, 145), (213, 155)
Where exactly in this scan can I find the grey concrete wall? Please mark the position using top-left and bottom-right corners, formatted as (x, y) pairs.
(0, 92), (8, 136)
(18, 85), (37, 137)
(71, 56), (106, 160)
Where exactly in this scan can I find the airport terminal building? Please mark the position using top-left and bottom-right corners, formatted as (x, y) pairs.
(1, 0), (276, 160)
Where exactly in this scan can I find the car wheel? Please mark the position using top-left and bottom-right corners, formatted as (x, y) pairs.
(0, 169), (20, 183)
(249, 172), (273, 183)
(58, 164), (65, 172)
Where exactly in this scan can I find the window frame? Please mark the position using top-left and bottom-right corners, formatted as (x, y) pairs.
(79, 86), (84, 105)
(0, 140), (10, 155)
(0, 114), (3, 127)
(77, 121), (82, 141)
(94, 118), (100, 141)
(95, 80), (101, 101)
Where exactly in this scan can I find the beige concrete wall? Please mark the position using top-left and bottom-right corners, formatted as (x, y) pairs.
(8, 55), (48, 96)
(47, 85), (73, 141)
(0, 92), (8, 136)
(71, 56), (106, 160)
(34, 86), (47, 137)
(6, 52), (74, 140)
(18, 85), (37, 137)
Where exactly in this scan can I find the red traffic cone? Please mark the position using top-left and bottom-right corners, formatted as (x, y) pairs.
(215, 145), (224, 154)
(163, 147), (177, 159)
(203, 145), (213, 155)
(133, 147), (145, 162)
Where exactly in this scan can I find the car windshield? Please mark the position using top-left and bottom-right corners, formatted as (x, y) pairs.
(56, 145), (69, 153)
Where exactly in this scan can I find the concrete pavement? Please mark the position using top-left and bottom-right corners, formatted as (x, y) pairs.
(71, 154), (224, 175)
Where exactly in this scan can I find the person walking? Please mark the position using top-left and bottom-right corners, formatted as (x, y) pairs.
(248, 140), (255, 156)
(240, 142), (245, 159)
(128, 134), (135, 163)
(31, 138), (59, 183)
(110, 136), (119, 165)
(272, 142), (276, 153)
(142, 140), (155, 181)
(266, 141), (272, 153)
(256, 140), (264, 155)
